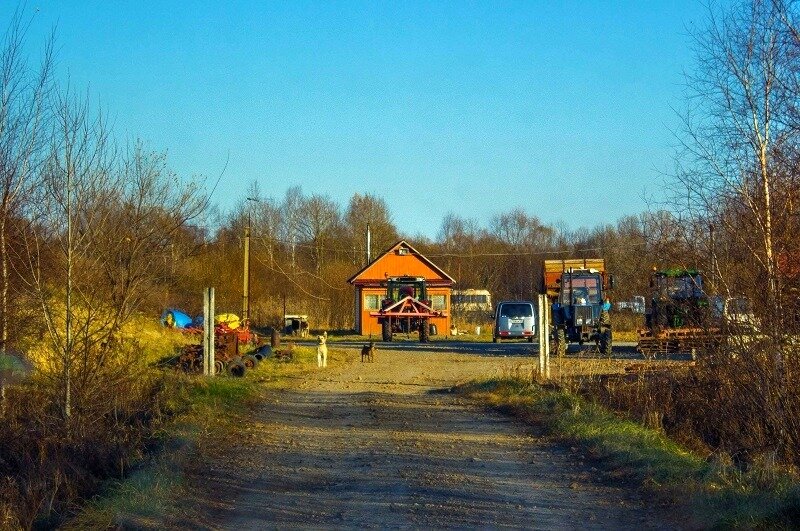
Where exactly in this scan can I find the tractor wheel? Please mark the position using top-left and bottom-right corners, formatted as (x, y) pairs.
(492, 335), (498, 343)
(419, 319), (430, 343)
(555, 328), (567, 358)
(528, 336), (534, 343)
(226, 359), (246, 378)
(382, 319), (392, 342)
(243, 354), (259, 369)
(599, 328), (613, 356)
(213, 360), (225, 375)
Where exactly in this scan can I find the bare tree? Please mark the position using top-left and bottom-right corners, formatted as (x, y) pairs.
(24, 85), (115, 419)
(297, 193), (340, 273)
(91, 141), (207, 332)
(280, 185), (304, 269)
(0, 10), (54, 404)
(344, 193), (397, 265)
(247, 181), (281, 267)
(664, 0), (800, 468)
(676, 0), (798, 322)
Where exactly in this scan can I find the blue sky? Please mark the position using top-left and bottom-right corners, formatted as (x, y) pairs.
(4, 1), (711, 238)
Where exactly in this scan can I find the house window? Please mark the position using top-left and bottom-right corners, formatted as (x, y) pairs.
(364, 294), (380, 310)
(431, 294), (447, 310)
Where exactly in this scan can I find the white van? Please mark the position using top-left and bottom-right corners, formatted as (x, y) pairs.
(493, 301), (536, 343)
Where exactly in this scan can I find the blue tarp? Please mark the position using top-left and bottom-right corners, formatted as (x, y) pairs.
(161, 309), (194, 329)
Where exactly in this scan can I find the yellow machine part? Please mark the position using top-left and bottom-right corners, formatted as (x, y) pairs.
(214, 313), (241, 329)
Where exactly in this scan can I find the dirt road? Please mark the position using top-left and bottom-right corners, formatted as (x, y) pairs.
(173, 344), (680, 529)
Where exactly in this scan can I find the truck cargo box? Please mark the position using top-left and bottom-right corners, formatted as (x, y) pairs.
(542, 258), (606, 299)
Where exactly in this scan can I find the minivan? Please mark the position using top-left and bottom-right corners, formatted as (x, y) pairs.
(493, 301), (536, 342)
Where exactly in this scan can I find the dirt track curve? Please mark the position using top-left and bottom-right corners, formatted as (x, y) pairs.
(172, 344), (683, 530)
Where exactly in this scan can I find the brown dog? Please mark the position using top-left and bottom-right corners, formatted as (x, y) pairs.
(360, 342), (375, 363)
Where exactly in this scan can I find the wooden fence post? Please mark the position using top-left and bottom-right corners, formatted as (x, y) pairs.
(203, 287), (215, 376)
(538, 294), (551, 380)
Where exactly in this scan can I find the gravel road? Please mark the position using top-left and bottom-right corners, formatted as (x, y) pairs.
(172, 343), (684, 530)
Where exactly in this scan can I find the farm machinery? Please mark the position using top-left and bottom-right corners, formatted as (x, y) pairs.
(176, 319), (277, 377)
(636, 268), (761, 359)
(543, 258), (614, 356)
(370, 276), (445, 342)
(637, 268), (716, 358)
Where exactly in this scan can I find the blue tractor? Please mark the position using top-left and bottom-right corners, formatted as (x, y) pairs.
(544, 259), (613, 356)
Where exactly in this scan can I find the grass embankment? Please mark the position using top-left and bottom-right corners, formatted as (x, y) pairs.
(66, 333), (320, 528)
(460, 378), (800, 528)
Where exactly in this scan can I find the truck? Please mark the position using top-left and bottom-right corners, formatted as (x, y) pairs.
(370, 276), (445, 342)
(542, 258), (613, 356)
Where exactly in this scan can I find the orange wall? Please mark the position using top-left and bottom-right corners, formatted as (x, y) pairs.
(350, 242), (455, 337)
(357, 287), (451, 337)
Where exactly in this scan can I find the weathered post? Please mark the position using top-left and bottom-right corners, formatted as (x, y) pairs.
(203, 287), (215, 376)
(543, 294), (551, 379)
(537, 294), (545, 378)
(538, 294), (551, 380)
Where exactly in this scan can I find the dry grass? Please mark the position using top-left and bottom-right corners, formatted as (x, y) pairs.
(460, 376), (800, 528)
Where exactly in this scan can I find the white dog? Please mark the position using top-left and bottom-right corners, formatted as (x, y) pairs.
(317, 334), (328, 368)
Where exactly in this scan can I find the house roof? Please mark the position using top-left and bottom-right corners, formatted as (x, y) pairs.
(347, 240), (456, 286)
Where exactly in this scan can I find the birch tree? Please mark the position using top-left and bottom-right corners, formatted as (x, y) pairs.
(0, 11), (54, 404)
(676, 0), (798, 323)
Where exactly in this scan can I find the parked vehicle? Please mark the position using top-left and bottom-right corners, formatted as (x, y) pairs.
(616, 296), (645, 314)
(543, 258), (613, 355)
(284, 314), (309, 337)
(492, 301), (536, 342)
(709, 295), (759, 333)
(451, 289), (493, 313)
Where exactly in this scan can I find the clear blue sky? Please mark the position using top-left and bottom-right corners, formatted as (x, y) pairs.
(5, 1), (712, 238)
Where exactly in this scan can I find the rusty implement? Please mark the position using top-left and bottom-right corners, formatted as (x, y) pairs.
(370, 295), (445, 342)
(636, 327), (723, 359)
(177, 324), (261, 376)
(370, 295), (443, 319)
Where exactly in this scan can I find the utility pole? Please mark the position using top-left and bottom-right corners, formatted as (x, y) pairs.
(243, 197), (258, 326)
(242, 211), (251, 325)
(708, 223), (716, 294)
(366, 223), (371, 265)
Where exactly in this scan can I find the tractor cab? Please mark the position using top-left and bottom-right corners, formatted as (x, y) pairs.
(552, 269), (609, 348)
(647, 269), (708, 329)
(383, 276), (429, 308)
(558, 273), (602, 306)
(653, 270), (705, 300)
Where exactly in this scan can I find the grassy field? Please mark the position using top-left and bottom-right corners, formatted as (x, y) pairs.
(459, 377), (800, 528)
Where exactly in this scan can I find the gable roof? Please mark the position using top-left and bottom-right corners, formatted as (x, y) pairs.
(347, 240), (456, 285)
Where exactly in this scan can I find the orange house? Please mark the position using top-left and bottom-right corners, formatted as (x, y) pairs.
(348, 240), (455, 336)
